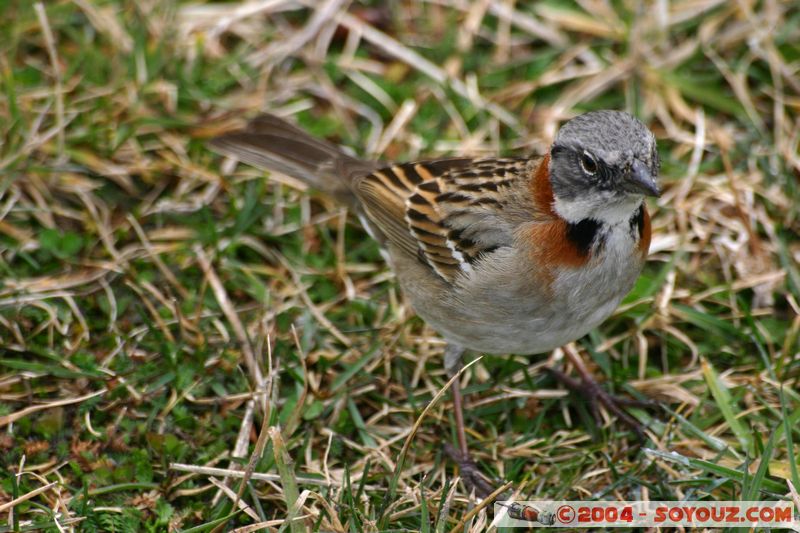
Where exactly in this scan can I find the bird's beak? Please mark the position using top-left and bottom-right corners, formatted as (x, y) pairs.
(627, 159), (661, 197)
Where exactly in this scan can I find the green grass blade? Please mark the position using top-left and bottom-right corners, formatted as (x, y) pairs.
(743, 424), (778, 501)
(348, 397), (378, 449)
(178, 512), (241, 533)
(701, 357), (753, 455)
(645, 448), (786, 494)
(270, 427), (305, 533)
(781, 387), (800, 495)
(330, 345), (380, 393)
(662, 406), (728, 453)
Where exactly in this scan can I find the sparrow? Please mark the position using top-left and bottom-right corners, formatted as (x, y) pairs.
(209, 110), (660, 494)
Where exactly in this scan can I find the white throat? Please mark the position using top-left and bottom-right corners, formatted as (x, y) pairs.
(554, 194), (643, 226)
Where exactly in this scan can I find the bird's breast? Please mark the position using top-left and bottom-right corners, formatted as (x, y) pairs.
(390, 202), (651, 355)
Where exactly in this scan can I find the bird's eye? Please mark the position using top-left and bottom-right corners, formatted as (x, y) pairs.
(580, 152), (597, 175)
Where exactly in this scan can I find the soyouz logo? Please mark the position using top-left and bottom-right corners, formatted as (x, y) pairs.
(493, 501), (797, 529)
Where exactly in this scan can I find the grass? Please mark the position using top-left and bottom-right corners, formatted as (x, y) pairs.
(1, 0), (799, 531)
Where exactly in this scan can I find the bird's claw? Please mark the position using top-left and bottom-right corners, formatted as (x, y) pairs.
(443, 442), (499, 499)
(546, 366), (655, 441)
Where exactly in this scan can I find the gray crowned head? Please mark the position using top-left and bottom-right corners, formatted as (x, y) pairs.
(549, 110), (660, 225)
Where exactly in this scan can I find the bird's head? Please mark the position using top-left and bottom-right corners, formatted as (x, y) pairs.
(549, 110), (660, 225)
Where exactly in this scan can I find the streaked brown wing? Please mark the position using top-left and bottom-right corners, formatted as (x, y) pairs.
(356, 157), (529, 282)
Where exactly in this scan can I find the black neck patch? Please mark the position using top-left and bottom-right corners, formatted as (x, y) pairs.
(566, 218), (601, 257)
(630, 204), (645, 238)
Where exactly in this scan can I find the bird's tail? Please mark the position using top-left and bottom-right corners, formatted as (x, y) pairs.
(208, 114), (374, 209)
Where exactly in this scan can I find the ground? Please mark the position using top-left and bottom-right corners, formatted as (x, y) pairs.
(0, 1), (799, 531)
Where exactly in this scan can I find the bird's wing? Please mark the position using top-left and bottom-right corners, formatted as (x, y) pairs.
(355, 157), (532, 282)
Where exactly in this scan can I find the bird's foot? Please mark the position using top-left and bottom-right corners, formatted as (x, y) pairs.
(546, 366), (655, 440)
(443, 442), (500, 499)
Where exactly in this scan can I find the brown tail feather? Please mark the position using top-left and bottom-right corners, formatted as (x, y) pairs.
(209, 114), (375, 209)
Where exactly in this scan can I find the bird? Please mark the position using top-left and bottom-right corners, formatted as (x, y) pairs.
(209, 110), (660, 495)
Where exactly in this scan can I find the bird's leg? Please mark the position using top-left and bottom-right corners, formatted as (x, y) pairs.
(548, 346), (655, 439)
(442, 343), (495, 497)
(443, 343), (469, 456)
